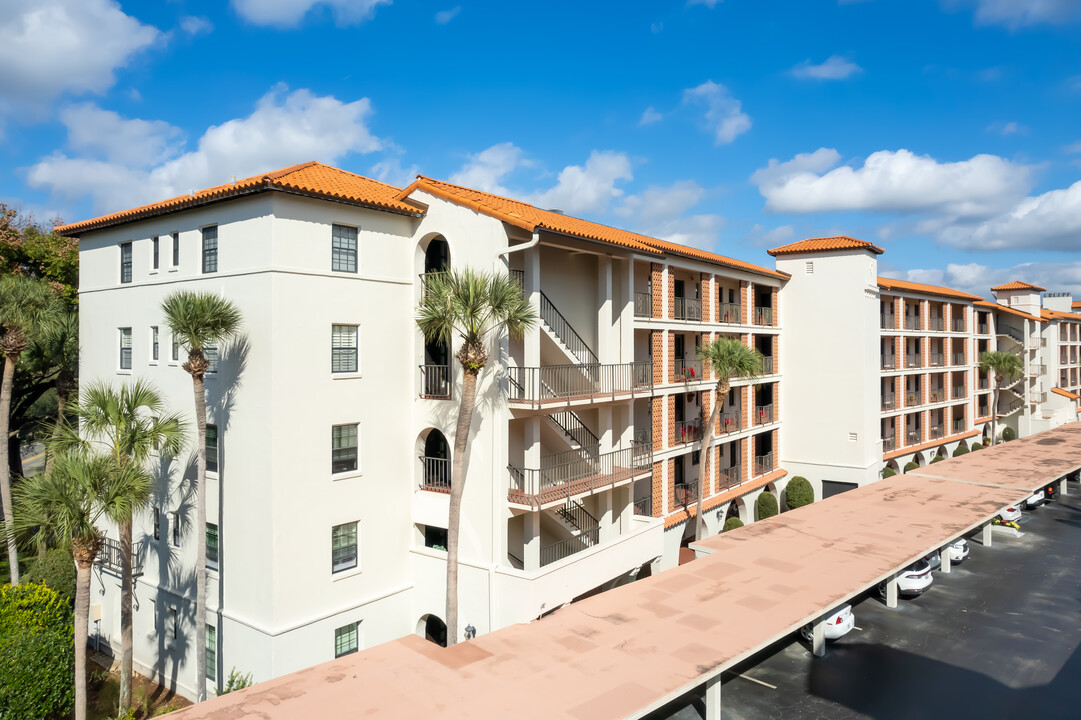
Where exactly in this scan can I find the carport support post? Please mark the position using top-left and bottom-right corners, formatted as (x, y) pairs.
(940, 546), (951, 574)
(982, 521), (993, 547)
(705, 674), (721, 720)
(885, 573), (899, 609)
(811, 618), (826, 657)
(1060, 478), (1068, 496)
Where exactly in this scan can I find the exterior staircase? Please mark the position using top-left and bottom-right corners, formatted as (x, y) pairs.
(553, 499), (599, 549)
(545, 410), (600, 461)
(540, 292), (598, 366)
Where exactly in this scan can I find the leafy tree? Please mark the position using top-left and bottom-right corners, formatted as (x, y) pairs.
(722, 517), (744, 532)
(161, 290), (241, 700)
(23, 547), (77, 605)
(216, 667), (254, 695)
(0, 275), (61, 584)
(0, 205), (78, 305)
(0, 582), (74, 718)
(416, 268), (535, 646)
(785, 476), (814, 509)
(1001, 426), (1016, 442)
(979, 351), (1023, 445)
(696, 337), (763, 540)
(55, 380), (185, 712)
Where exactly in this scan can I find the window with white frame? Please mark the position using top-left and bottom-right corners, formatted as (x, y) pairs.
(171, 231), (180, 267)
(152, 236), (159, 270)
(171, 333), (180, 362)
(202, 226), (218, 273)
(120, 242), (133, 284)
(331, 424), (358, 474)
(331, 522), (358, 573)
(169, 512), (180, 547)
(119, 328), (132, 369)
(205, 342), (219, 373)
(151, 326), (159, 361)
(207, 523), (219, 570)
(331, 224), (358, 273)
(206, 624), (217, 679)
(334, 622), (359, 657)
(331, 325), (358, 373)
(153, 507), (160, 541)
(206, 424), (218, 474)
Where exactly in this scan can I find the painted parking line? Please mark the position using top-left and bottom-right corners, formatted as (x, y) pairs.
(853, 626), (863, 631)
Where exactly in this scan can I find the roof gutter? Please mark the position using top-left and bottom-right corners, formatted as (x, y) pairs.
(497, 229), (541, 259)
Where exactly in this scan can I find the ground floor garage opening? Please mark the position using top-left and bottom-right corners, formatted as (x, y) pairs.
(822, 480), (858, 499)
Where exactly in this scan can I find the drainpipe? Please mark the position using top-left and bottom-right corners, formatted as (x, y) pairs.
(497, 230), (540, 259)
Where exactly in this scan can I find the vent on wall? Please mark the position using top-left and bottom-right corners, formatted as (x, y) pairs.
(805, 261), (814, 275)
(848, 432), (859, 442)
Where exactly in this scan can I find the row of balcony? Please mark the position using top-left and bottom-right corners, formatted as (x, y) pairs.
(882, 353), (968, 370)
(632, 293), (773, 325)
(881, 314), (970, 332)
(507, 442), (653, 508)
(882, 419), (971, 452)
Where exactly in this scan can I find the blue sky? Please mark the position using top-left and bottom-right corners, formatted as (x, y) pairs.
(1, 0), (1079, 297)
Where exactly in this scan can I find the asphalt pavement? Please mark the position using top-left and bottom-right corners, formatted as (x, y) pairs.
(647, 479), (1081, 720)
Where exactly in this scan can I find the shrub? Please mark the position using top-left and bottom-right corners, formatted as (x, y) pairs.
(0, 583), (75, 720)
(953, 444), (970, 457)
(904, 461), (919, 472)
(930, 455), (945, 463)
(722, 517), (744, 532)
(971, 442), (983, 452)
(1001, 427), (1016, 442)
(983, 437), (992, 447)
(23, 548), (76, 606)
(217, 667), (254, 696)
(785, 477), (814, 509)
(755, 492), (779, 521)
(882, 467), (896, 478)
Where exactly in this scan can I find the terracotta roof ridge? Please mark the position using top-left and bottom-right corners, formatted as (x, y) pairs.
(264, 160), (322, 181)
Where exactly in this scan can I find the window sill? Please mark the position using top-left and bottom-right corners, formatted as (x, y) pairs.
(332, 470), (363, 482)
(332, 372), (363, 380)
(169, 267), (179, 273)
(331, 566), (362, 582)
(149, 361), (159, 366)
(149, 270), (159, 276)
(117, 370), (132, 375)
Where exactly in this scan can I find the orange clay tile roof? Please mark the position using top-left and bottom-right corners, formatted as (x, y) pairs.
(876, 277), (983, 302)
(767, 235), (885, 256)
(1073, 301), (1081, 309)
(1042, 309), (1081, 322)
(55, 161), (423, 236)
(400, 176), (787, 279)
(1052, 388), (1080, 401)
(973, 299), (1046, 323)
(991, 280), (1046, 292)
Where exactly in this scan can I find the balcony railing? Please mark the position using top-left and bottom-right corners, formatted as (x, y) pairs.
(633, 428), (652, 446)
(1031, 391), (1047, 404)
(927, 353), (945, 367)
(906, 430), (921, 445)
(904, 316), (921, 330)
(883, 436), (896, 452)
(951, 353), (965, 366)
(928, 317), (944, 332)
(952, 319), (965, 332)
(420, 456), (451, 492)
(97, 537), (143, 577)
(952, 419), (965, 433)
(507, 362), (652, 406)
(673, 359), (702, 382)
(674, 420), (701, 444)
(952, 386), (965, 399)
(718, 464), (741, 490)
(906, 393), (921, 407)
(761, 356), (774, 374)
(978, 323), (989, 334)
(717, 411), (741, 434)
(928, 425), (944, 440)
(978, 377), (990, 390)
(928, 389), (945, 403)
(1029, 364), (1045, 377)
(882, 395), (896, 411)
(674, 481), (698, 506)
(999, 325), (1023, 343)
(674, 297), (702, 322)
(753, 452), (774, 477)
(419, 271), (448, 296)
(978, 405), (990, 418)
(540, 526), (600, 567)
(419, 365), (451, 399)
(718, 303), (741, 324)
(633, 495), (653, 517)
(510, 269), (524, 289)
(905, 354), (921, 368)
(507, 442), (652, 507)
(753, 306), (773, 326)
(634, 292), (652, 318)
(754, 404), (774, 425)
(880, 313), (895, 330)
(882, 355), (897, 370)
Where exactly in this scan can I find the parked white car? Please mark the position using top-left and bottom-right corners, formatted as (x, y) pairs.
(879, 559), (934, 598)
(1021, 492), (1045, 510)
(924, 538), (969, 570)
(998, 506), (1022, 523)
(800, 604), (855, 642)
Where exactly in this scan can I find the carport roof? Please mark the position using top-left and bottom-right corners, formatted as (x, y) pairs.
(169, 424), (1081, 720)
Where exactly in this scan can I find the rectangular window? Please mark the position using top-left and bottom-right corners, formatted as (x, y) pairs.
(169, 607), (178, 639)
(153, 507), (161, 541)
(331, 325), (358, 373)
(332, 424), (358, 474)
(170, 512), (180, 547)
(331, 522), (358, 573)
(152, 236), (159, 270)
(171, 334), (180, 362)
(206, 424), (218, 474)
(119, 328), (132, 369)
(151, 326), (159, 361)
(206, 625), (216, 680)
(120, 242), (133, 284)
(331, 224), (358, 273)
(172, 232), (180, 267)
(334, 622), (359, 658)
(202, 226), (218, 273)
(207, 523), (219, 571)
(205, 343), (219, 373)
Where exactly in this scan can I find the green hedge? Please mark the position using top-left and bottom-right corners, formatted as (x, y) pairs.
(882, 467), (897, 478)
(756, 492), (779, 521)
(904, 461), (919, 472)
(722, 517), (744, 532)
(953, 444), (970, 457)
(1002, 427), (1016, 442)
(971, 442), (983, 452)
(785, 477), (814, 509)
(0, 583), (74, 720)
(23, 549), (76, 606)
(930, 455), (944, 463)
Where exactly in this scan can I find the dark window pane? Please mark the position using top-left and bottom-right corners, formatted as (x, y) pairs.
(172, 232), (180, 266)
(335, 623), (358, 657)
(207, 524), (219, 569)
(332, 224), (357, 273)
(202, 226), (218, 273)
(119, 328), (132, 369)
(332, 425), (358, 473)
(206, 625), (216, 679)
(206, 424), (218, 473)
(331, 523), (357, 573)
(152, 236), (159, 269)
(120, 243), (132, 283)
(331, 325), (358, 373)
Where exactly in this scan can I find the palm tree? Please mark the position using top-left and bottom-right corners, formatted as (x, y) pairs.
(9, 451), (150, 720)
(0, 274), (60, 583)
(696, 337), (763, 540)
(38, 309), (79, 472)
(979, 350), (1023, 444)
(54, 379), (185, 713)
(416, 268), (535, 646)
(161, 290), (240, 701)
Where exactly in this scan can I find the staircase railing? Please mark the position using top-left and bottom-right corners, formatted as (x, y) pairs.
(550, 410), (599, 452)
(540, 292), (598, 365)
(556, 499), (599, 539)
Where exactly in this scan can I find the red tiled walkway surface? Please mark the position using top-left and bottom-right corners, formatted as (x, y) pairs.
(171, 424), (1081, 720)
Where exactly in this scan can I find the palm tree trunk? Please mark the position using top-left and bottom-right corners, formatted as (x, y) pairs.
(696, 379), (728, 541)
(0, 353), (19, 584)
(446, 367), (479, 647)
(991, 384), (1000, 445)
(119, 516), (133, 711)
(74, 555), (93, 720)
(193, 374), (208, 700)
(46, 374), (70, 474)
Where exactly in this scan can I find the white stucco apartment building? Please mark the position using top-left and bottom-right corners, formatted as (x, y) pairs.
(59, 162), (1080, 700)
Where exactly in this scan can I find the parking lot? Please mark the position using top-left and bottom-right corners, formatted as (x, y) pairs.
(649, 480), (1081, 720)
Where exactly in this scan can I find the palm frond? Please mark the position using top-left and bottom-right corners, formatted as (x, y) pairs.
(161, 290), (242, 352)
(698, 337), (764, 380)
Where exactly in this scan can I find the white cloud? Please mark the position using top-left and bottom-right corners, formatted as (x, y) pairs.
(617, 180), (724, 249)
(0, 0), (159, 118)
(369, 156), (420, 187)
(434, 6), (460, 23)
(751, 148), (1032, 217)
(448, 142), (527, 196)
(639, 107), (663, 126)
(530, 151), (634, 215)
(687, 0), (722, 7)
(987, 120), (1026, 135)
(789, 55), (863, 80)
(58, 104), (184, 166)
(949, 0), (1081, 28)
(682, 81), (751, 145)
(231, 0), (391, 27)
(1064, 141), (1081, 154)
(28, 86), (383, 212)
(890, 261), (1081, 299)
(939, 180), (1081, 251)
(743, 223), (796, 248)
(180, 16), (214, 36)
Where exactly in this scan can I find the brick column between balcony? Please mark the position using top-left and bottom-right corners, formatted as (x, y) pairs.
(771, 428), (779, 472)
(701, 272), (713, 322)
(772, 334), (779, 374)
(668, 330), (676, 384)
(667, 457), (677, 513)
(741, 281), (750, 325)
(667, 266), (675, 320)
(652, 460), (664, 517)
(651, 263), (663, 319)
(652, 330), (664, 385)
(652, 396), (664, 452)
(668, 393), (677, 447)
(771, 287), (779, 327)
(741, 436), (750, 483)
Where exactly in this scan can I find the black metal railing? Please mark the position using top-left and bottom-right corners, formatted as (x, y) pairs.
(419, 271), (448, 297)
(550, 410), (600, 457)
(634, 292), (652, 318)
(420, 456), (451, 491)
(718, 302), (741, 324)
(719, 464), (741, 490)
(556, 499), (599, 537)
(978, 323), (989, 334)
(952, 353), (965, 366)
(906, 392), (921, 407)
(882, 354), (897, 370)
(952, 419), (965, 433)
(753, 452), (774, 477)
(928, 317), (944, 331)
(761, 356), (774, 374)
(880, 313), (895, 330)
(539, 292), (598, 365)
(905, 354), (921, 368)
(883, 436), (896, 452)
(673, 359), (702, 382)
(633, 427), (652, 446)
(928, 389), (945, 403)
(754, 306), (773, 326)
(904, 316), (921, 330)
(754, 404), (774, 425)
(510, 269), (524, 289)
(905, 430), (921, 444)
(97, 537), (143, 577)
(927, 353), (945, 367)
(419, 365), (451, 399)
(674, 297), (702, 322)
(674, 481), (698, 506)
(674, 420), (701, 444)
(999, 325), (1023, 343)
(952, 319), (965, 332)
(717, 411), (741, 434)
(508, 442), (653, 507)
(633, 495), (653, 517)
(882, 395), (896, 411)
(507, 361), (652, 405)
(540, 526), (600, 567)
(952, 386), (965, 399)
(929, 425), (944, 440)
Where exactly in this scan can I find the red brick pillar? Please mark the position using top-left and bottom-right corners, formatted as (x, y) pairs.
(668, 330), (676, 382)
(701, 273), (713, 322)
(667, 458), (677, 513)
(771, 287), (779, 327)
(773, 382), (780, 423)
(652, 330), (664, 385)
(741, 436), (750, 482)
(668, 394), (677, 447)
(772, 335), (779, 374)
(894, 297), (902, 329)
(652, 460), (664, 517)
(667, 267), (675, 320)
(740, 281), (750, 325)
(651, 263), (664, 319)
(702, 388), (712, 443)
(652, 396), (664, 452)
(771, 428), (779, 472)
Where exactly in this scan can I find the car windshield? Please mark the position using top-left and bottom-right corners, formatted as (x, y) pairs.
(910, 559), (930, 573)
